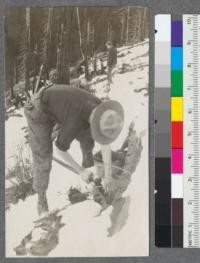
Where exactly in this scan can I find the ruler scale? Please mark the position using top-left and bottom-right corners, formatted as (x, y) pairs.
(183, 14), (200, 248)
(155, 14), (200, 248)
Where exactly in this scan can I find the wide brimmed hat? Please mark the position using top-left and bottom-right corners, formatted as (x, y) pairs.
(90, 100), (124, 145)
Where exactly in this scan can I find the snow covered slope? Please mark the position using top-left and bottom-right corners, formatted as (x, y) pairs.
(6, 40), (149, 257)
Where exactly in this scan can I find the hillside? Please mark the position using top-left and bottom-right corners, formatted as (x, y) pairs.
(6, 40), (149, 257)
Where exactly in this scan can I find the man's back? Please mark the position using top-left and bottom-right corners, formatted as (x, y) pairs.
(42, 84), (101, 125)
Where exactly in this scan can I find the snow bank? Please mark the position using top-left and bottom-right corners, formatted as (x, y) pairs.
(6, 41), (149, 257)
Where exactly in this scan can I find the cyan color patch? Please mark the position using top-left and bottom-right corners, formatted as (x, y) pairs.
(171, 47), (183, 70)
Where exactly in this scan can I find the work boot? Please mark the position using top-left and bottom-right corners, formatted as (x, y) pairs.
(37, 192), (49, 216)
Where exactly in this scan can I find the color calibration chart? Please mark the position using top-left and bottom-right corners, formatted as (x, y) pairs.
(155, 14), (200, 248)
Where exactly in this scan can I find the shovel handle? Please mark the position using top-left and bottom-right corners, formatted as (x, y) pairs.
(53, 156), (78, 175)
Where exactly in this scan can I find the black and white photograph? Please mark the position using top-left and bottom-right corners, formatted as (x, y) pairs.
(5, 6), (149, 257)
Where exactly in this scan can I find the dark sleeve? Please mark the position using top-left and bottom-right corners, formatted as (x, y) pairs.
(113, 48), (117, 65)
(55, 116), (83, 152)
(108, 48), (117, 67)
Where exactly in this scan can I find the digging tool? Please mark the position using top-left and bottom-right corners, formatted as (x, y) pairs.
(34, 64), (44, 93)
(52, 156), (109, 209)
(53, 156), (78, 175)
(53, 156), (94, 182)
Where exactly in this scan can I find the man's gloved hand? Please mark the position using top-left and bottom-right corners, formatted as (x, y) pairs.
(80, 169), (93, 183)
(103, 176), (118, 194)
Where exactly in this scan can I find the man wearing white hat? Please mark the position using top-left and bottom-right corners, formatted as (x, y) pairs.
(106, 40), (117, 85)
(24, 84), (124, 216)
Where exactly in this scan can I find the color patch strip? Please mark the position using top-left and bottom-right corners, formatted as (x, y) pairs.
(171, 149), (183, 173)
(172, 199), (183, 247)
(172, 21), (183, 46)
(155, 14), (171, 248)
(171, 70), (183, 96)
(171, 20), (183, 248)
(171, 47), (183, 70)
(171, 122), (183, 148)
(171, 174), (183, 198)
(172, 174), (183, 198)
(172, 199), (183, 225)
(171, 97), (183, 121)
(172, 225), (183, 247)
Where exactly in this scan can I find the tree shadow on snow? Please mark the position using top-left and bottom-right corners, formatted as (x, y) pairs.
(108, 196), (131, 237)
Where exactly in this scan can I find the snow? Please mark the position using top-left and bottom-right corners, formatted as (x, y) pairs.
(6, 40), (149, 257)
(5, 109), (30, 172)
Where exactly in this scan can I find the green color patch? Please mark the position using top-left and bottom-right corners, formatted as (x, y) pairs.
(171, 70), (183, 96)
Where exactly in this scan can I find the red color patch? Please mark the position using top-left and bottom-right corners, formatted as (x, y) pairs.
(171, 121), (183, 148)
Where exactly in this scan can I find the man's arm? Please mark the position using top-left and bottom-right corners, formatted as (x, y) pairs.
(55, 143), (92, 182)
(101, 144), (112, 179)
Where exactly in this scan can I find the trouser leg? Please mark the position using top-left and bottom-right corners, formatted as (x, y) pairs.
(32, 141), (53, 194)
(78, 129), (95, 168)
(107, 67), (113, 84)
(107, 66), (115, 84)
(24, 108), (53, 194)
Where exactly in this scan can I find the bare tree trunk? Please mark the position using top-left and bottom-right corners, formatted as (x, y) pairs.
(56, 42), (62, 83)
(64, 7), (70, 84)
(35, 64), (44, 93)
(84, 8), (90, 81)
(107, 22), (111, 41)
(56, 7), (70, 84)
(32, 44), (39, 93)
(125, 7), (138, 46)
(14, 57), (17, 85)
(142, 7), (148, 40)
(25, 7), (30, 97)
(43, 7), (53, 81)
(9, 57), (17, 99)
(120, 11), (126, 45)
(126, 7), (129, 45)
(139, 8), (144, 42)
(137, 8), (143, 43)
(133, 8), (141, 44)
(9, 63), (14, 99)
(141, 8), (145, 42)
(77, 7), (90, 81)
(56, 23), (65, 84)
(76, 7), (84, 60)
(76, 7), (90, 80)
(93, 51), (97, 77)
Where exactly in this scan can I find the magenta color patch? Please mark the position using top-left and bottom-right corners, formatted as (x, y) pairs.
(171, 149), (183, 173)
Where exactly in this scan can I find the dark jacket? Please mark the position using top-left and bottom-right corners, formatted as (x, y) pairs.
(41, 85), (101, 152)
(107, 47), (117, 68)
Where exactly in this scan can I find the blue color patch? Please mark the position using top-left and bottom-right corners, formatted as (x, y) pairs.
(171, 47), (183, 70)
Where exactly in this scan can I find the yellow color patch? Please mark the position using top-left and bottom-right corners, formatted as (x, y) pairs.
(171, 97), (183, 121)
